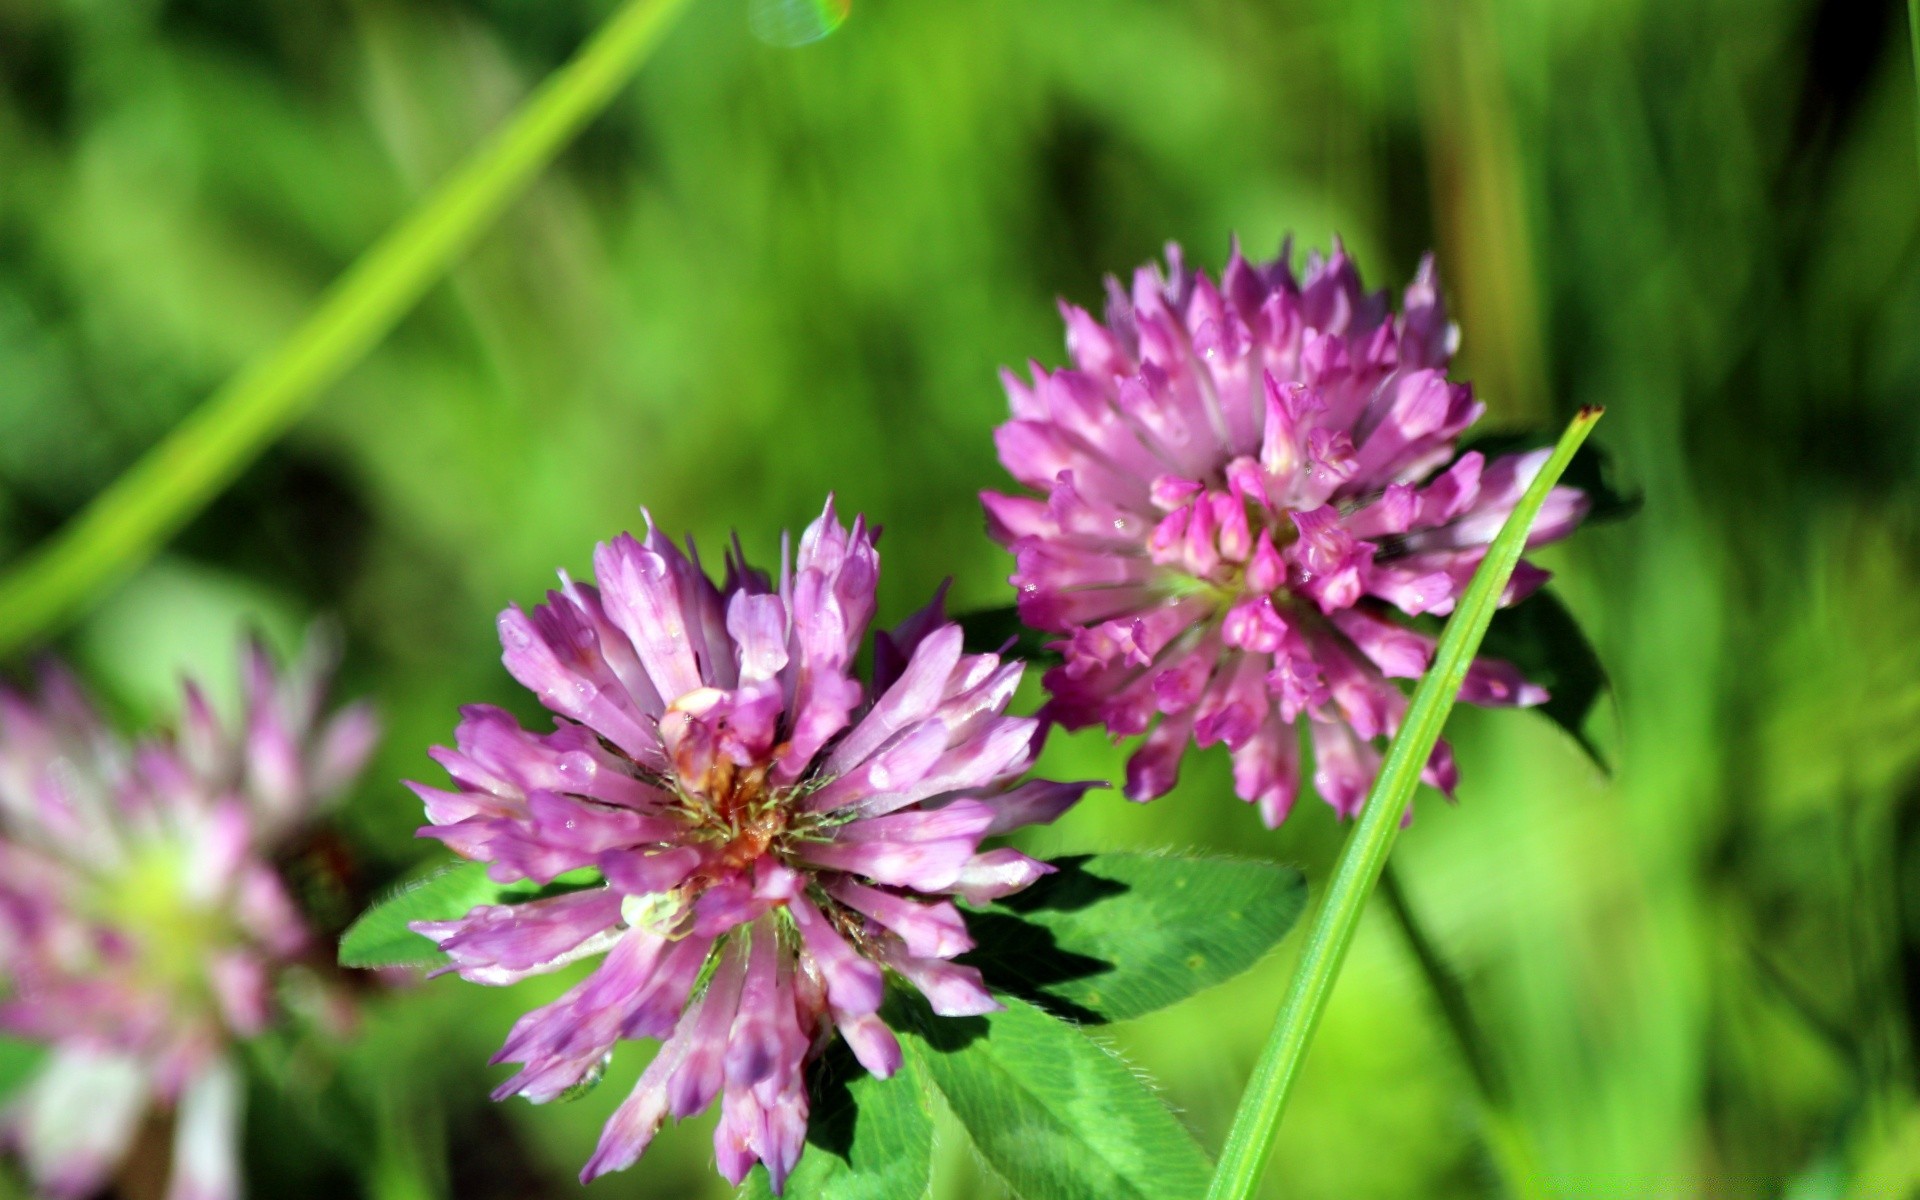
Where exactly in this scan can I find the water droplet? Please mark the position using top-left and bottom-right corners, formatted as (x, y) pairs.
(749, 0), (850, 47)
(554, 1052), (612, 1103)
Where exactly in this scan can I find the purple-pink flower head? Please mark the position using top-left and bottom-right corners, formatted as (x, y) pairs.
(0, 634), (377, 1200)
(983, 240), (1588, 827)
(409, 499), (1089, 1192)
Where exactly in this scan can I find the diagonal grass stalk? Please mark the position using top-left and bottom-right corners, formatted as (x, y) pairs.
(1204, 406), (1603, 1200)
(1910, 0), (1920, 171)
(0, 0), (693, 658)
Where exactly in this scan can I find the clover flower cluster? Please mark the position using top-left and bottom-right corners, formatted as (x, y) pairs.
(409, 501), (1090, 1190)
(0, 637), (376, 1200)
(984, 241), (1587, 825)
(0, 236), (1588, 1197)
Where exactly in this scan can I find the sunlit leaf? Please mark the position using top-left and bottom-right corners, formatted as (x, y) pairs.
(896, 991), (1211, 1200)
(737, 1042), (932, 1200)
(961, 853), (1306, 1024)
(337, 860), (601, 969)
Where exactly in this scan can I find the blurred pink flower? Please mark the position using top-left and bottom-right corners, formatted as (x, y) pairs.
(984, 241), (1586, 826)
(411, 500), (1089, 1192)
(0, 634), (377, 1200)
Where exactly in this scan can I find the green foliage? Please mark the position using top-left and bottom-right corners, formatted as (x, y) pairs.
(896, 990), (1213, 1200)
(0, 0), (692, 657)
(738, 1046), (934, 1200)
(0, 1037), (46, 1106)
(962, 852), (1307, 1023)
(337, 861), (601, 969)
(0, 0), (1914, 1195)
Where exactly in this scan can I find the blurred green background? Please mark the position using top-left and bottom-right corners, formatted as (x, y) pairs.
(0, 0), (1915, 1195)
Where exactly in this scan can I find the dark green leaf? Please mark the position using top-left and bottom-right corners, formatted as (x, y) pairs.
(1478, 588), (1612, 772)
(955, 606), (1058, 666)
(1456, 429), (1640, 523)
(895, 990), (1212, 1200)
(0, 1036), (46, 1104)
(960, 853), (1306, 1024)
(738, 1041), (933, 1200)
(337, 860), (601, 969)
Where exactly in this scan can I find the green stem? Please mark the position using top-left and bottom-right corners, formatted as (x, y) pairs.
(1380, 861), (1548, 1200)
(1204, 408), (1602, 1200)
(1911, 0), (1920, 173)
(0, 0), (692, 658)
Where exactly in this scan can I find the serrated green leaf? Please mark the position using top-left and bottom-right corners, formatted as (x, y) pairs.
(1477, 588), (1611, 771)
(0, 1036), (47, 1104)
(738, 1042), (933, 1200)
(896, 991), (1212, 1200)
(955, 606), (1059, 666)
(336, 860), (601, 969)
(961, 853), (1306, 1024)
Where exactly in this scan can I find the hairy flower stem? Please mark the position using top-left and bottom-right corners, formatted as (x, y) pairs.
(0, 0), (691, 657)
(1380, 861), (1548, 1200)
(1204, 407), (1602, 1200)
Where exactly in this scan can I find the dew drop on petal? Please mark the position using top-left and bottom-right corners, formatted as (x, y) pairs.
(554, 1052), (612, 1103)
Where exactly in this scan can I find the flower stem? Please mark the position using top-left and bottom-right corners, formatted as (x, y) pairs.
(1380, 861), (1549, 1200)
(0, 0), (692, 658)
(1203, 407), (1602, 1200)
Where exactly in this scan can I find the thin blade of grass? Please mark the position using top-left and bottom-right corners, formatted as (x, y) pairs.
(0, 0), (691, 658)
(1910, 0), (1920, 172)
(1203, 406), (1604, 1200)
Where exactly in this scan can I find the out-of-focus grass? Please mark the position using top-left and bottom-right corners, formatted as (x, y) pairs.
(0, 0), (1915, 1197)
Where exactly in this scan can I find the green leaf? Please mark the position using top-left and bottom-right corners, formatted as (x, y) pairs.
(896, 991), (1213, 1200)
(0, 1036), (47, 1104)
(337, 860), (601, 969)
(955, 606), (1059, 666)
(1478, 588), (1611, 771)
(961, 853), (1307, 1024)
(738, 1042), (933, 1200)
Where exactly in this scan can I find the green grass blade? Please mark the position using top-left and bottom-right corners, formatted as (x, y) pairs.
(0, 0), (691, 658)
(1203, 407), (1604, 1200)
(1911, 0), (1920, 172)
